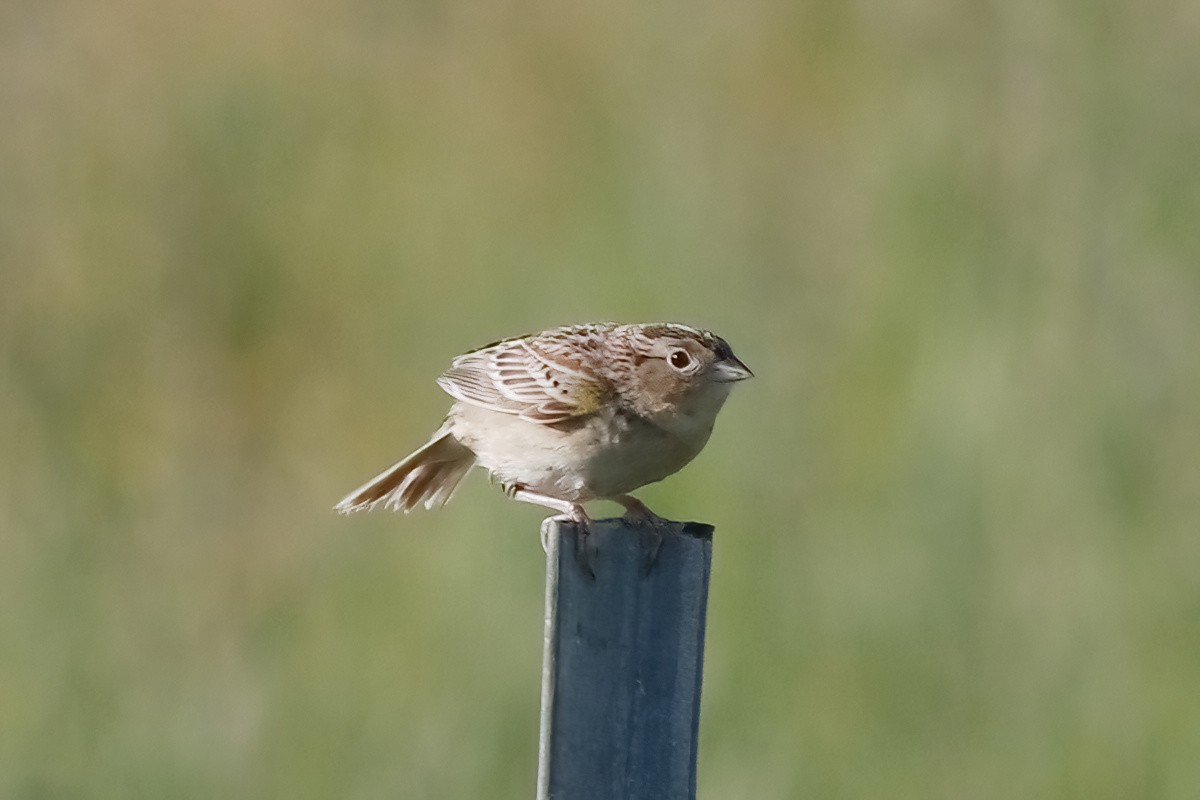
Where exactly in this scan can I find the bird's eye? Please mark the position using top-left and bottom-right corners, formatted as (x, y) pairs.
(669, 349), (692, 370)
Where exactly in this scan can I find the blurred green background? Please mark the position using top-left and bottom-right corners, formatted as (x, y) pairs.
(3, 0), (1199, 797)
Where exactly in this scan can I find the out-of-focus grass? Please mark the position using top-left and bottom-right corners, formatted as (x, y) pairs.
(2, 0), (1198, 797)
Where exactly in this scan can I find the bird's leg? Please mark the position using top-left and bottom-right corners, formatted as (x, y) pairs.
(612, 494), (668, 575)
(612, 494), (666, 523)
(507, 485), (580, 521)
(510, 486), (595, 580)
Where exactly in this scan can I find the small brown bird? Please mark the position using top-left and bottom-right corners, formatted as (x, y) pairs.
(334, 322), (752, 525)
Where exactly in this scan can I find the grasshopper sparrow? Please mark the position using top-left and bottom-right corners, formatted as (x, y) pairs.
(334, 322), (752, 524)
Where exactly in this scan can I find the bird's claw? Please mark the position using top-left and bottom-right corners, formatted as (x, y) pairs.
(572, 517), (596, 581)
(546, 511), (595, 581)
(618, 501), (670, 576)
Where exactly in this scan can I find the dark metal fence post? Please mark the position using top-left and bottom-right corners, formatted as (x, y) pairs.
(537, 518), (714, 800)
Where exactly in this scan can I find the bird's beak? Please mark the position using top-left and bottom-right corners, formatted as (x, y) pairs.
(712, 355), (754, 383)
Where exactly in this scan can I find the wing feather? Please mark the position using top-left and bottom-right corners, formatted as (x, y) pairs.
(436, 331), (612, 425)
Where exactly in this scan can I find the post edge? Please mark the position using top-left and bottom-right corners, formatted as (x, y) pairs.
(535, 518), (562, 800)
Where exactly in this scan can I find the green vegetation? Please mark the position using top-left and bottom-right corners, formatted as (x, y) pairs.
(3, 1), (1198, 797)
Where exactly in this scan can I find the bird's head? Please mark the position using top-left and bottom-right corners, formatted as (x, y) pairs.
(618, 324), (753, 421)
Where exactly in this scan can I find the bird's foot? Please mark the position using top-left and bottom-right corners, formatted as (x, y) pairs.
(542, 504), (595, 581)
(514, 488), (593, 579)
(613, 495), (671, 575)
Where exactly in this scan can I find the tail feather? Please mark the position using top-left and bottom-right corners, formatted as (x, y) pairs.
(335, 429), (475, 514)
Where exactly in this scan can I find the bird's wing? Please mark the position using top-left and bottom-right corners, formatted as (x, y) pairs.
(436, 328), (614, 425)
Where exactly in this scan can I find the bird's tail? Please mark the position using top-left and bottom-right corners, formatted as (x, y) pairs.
(334, 427), (476, 514)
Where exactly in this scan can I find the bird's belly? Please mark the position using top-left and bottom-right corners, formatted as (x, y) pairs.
(450, 404), (707, 502)
(574, 417), (703, 498)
